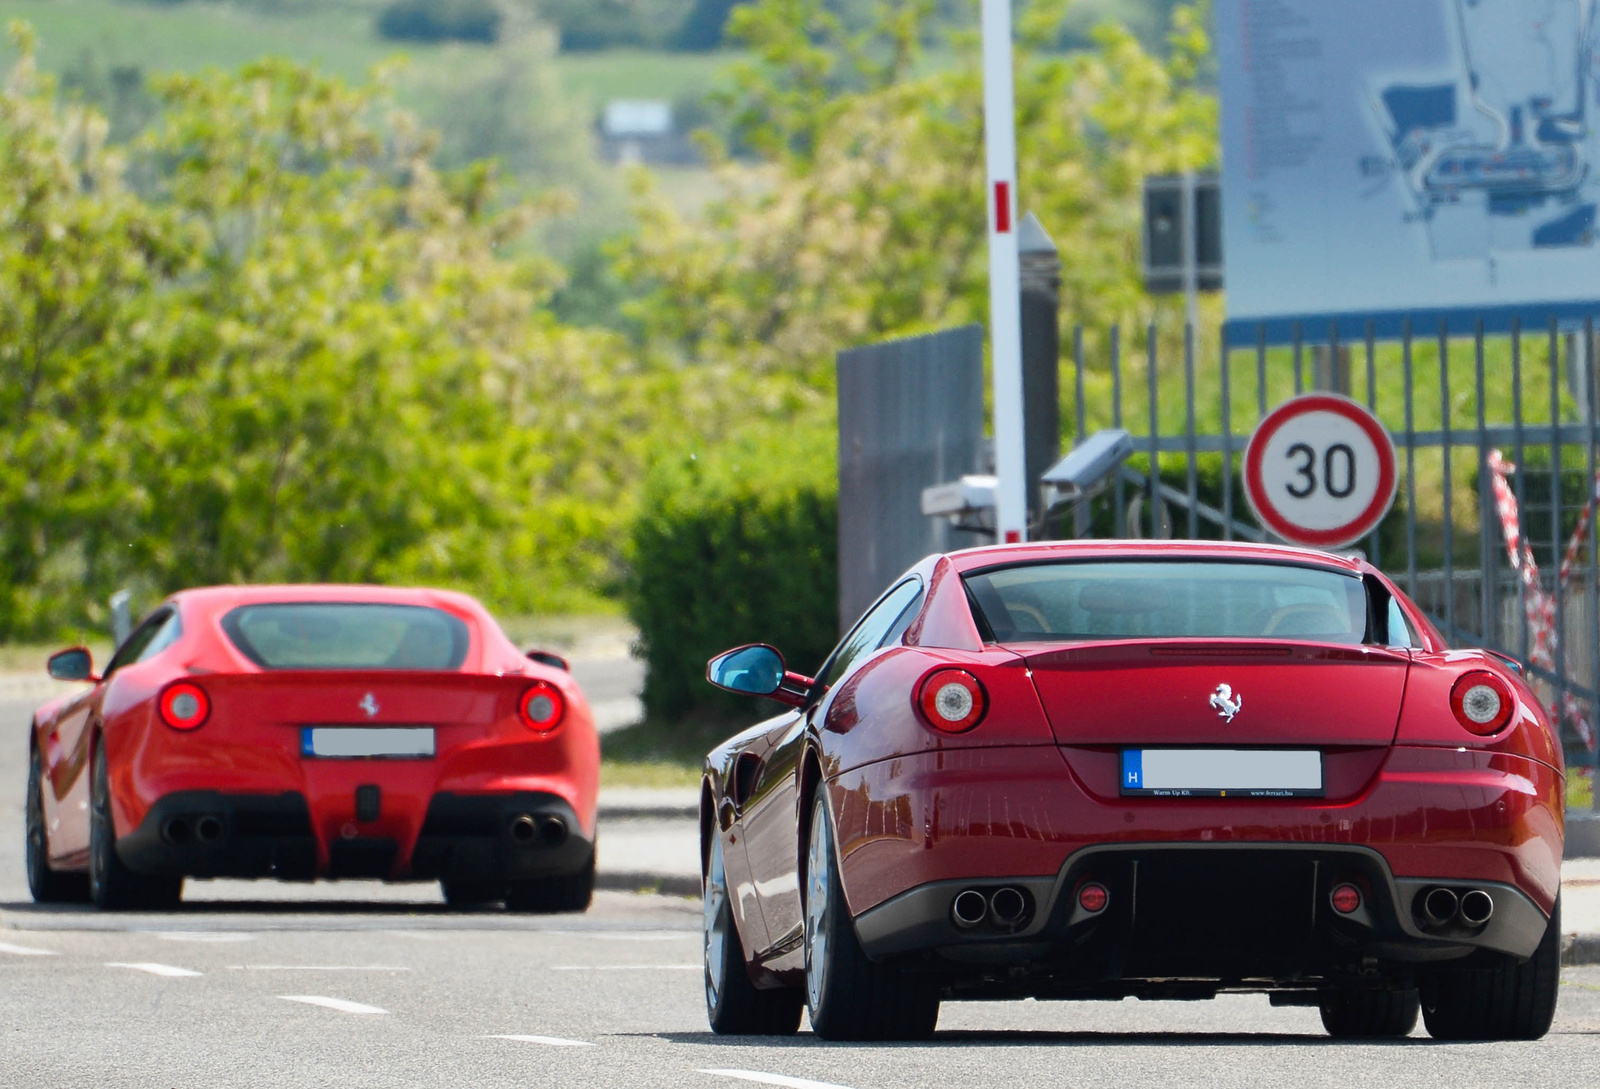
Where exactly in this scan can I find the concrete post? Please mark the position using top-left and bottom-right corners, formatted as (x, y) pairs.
(1018, 212), (1062, 530)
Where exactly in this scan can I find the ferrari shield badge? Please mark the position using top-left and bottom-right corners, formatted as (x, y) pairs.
(1209, 683), (1242, 723)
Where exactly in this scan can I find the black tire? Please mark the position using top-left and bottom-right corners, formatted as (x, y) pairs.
(1320, 988), (1420, 1038)
(1422, 895), (1561, 1041)
(25, 745), (88, 903)
(803, 783), (938, 1041)
(89, 744), (182, 912)
(440, 880), (506, 908)
(704, 832), (803, 1035)
(506, 853), (595, 914)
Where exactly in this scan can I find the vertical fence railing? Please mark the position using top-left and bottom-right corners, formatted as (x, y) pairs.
(1065, 317), (1600, 769)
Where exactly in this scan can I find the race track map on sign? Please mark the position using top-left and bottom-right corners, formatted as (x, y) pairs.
(1217, 0), (1600, 334)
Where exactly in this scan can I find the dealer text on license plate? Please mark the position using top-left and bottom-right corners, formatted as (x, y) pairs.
(1120, 748), (1323, 798)
(301, 727), (436, 759)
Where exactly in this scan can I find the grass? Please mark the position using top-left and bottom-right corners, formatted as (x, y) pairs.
(1571, 767), (1595, 812)
(0, 0), (736, 108)
(0, 641), (112, 674)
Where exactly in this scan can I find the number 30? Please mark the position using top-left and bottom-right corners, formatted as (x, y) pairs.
(1285, 443), (1357, 500)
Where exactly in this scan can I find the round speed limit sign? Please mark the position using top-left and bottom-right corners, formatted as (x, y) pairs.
(1244, 394), (1398, 548)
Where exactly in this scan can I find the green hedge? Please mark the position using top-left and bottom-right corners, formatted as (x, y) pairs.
(376, 0), (503, 44)
(627, 429), (839, 721)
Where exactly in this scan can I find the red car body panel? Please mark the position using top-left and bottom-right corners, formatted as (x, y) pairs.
(702, 540), (1565, 993)
(32, 585), (599, 884)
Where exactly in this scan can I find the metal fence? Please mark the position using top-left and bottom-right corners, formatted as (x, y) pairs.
(1063, 317), (1600, 766)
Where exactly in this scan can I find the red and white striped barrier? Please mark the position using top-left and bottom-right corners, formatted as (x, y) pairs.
(1486, 451), (1597, 751)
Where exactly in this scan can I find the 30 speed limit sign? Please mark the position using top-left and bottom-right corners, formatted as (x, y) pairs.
(1244, 394), (1398, 548)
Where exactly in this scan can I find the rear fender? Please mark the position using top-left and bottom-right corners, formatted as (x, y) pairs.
(818, 645), (1052, 780)
(1394, 651), (1563, 770)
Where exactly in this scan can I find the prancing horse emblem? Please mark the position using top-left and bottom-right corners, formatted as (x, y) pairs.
(359, 692), (380, 719)
(1209, 683), (1242, 723)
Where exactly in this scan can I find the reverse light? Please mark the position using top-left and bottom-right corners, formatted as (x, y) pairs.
(1450, 671), (1513, 736)
(916, 669), (988, 733)
(519, 680), (565, 732)
(158, 682), (210, 731)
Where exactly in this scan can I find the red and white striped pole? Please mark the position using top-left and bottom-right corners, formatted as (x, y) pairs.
(980, 0), (1028, 545)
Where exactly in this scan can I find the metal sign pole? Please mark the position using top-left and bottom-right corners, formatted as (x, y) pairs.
(980, 0), (1028, 544)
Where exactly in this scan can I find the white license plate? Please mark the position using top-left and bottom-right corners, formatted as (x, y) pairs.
(301, 727), (436, 759)
(1120, 749), (1323, 798)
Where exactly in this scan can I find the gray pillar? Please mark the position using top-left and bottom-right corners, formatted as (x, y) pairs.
(1312, 346), (1351, 395)
(1019, 212), (1062, 528)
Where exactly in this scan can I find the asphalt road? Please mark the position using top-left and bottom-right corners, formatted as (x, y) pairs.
(5, 695), (1600, 1088)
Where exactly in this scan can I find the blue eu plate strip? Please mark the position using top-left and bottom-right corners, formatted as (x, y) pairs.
(300, 728), (314, 757)
(1121, 749), (1142, 791)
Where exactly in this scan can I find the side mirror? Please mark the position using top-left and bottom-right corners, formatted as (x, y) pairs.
(47, 647), (96, 683)
(525, 649), (570, 672)
(707, 644), (813, 708)
(1485, 649), (1525, 677)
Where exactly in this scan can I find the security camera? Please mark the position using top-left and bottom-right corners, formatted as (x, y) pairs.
(1041, 429), (1134, 507)
(921, 474), (998, 519)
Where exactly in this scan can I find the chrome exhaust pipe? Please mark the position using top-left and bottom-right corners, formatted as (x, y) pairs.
(162, 817), (192, 844)
(1422, 886), (1460, 927)
(1459, 889), (1495, 927)
(195, 816), (224, 844)
(509, 815), (538, 843)
(989, 887), (1028, 927)
(951, 889), (988, 929)
(538, 816), (568, 846)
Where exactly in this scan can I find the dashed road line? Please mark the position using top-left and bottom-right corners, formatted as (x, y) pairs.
(278, 995), (388, 1015)
(106, 962), (202, 978)
(549, 965), (700, 971)
(0, 942), (58, 957)
(228, 966), (410, 972)
(482, 1034), (594, 1047)
(700, 1071), (860, 1089)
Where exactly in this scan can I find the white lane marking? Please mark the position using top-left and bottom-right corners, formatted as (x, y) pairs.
(151, 932), (256, 943)
(549, 965), (699, 971)
(547, 931), (693, 942)
(228, 966), (411, 972)
(106, 962), (202, 978)
(483, 1034), (594, 1048)
(0, 942), (58, 957)
(278, 995), (388, 1015)
(381, 930), (449, 941)
(700, 1071), (860, 1089)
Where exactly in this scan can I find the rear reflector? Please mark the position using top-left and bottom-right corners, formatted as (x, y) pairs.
(1078, 882), (1109, 914)
(1330, 883), (1362, 915)
(158, 682), (210, 731)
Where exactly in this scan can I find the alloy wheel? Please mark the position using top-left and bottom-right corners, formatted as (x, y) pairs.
(804, 803), (831, 1011)
(704, 835), (730, 1009)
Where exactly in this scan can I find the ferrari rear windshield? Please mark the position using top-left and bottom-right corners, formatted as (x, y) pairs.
(220, 603), (471, 670)
(963, 561), (1368, 644)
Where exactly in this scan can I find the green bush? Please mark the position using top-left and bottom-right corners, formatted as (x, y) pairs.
(627, 427), (838, 721)
(376, 0), (504, 44)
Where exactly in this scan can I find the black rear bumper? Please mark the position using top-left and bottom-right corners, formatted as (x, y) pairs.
(116, 790), (592, 882)
(852, 844), (1551, 999)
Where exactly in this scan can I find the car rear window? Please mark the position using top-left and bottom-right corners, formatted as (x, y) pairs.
(220, 603), (471, 670)
(963, 561), (1369, 644)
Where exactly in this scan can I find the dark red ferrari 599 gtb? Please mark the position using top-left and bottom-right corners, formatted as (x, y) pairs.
(26, 586), (598, 913)
(699, 541), (1564, 1042)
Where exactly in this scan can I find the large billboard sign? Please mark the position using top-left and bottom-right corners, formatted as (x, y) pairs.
(1217, 0), (1600, 341)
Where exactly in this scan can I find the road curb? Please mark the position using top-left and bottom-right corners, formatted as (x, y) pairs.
(596, 871), (701, 898)
(1562, 932), (1600, 966)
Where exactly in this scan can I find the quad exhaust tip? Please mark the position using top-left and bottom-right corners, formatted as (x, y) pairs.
(162, 817), (191, 844)
(509, 814), (568, 846)
(162, 815), (224, 845)
(951, 889), (989, 929)
(1419, 886), (1494, 929)
(989, 887), (1028, 927)
(195, 816), (224, 844)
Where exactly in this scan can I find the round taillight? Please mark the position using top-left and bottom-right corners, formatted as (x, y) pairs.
(519, 681), (565, 732)
(1450, 671), (1513, 735)
(916, 669), (987, 733)
(1330, 883), (1362, 915)
(159, 682), (210, 731)
(1078, 882), (1109, 914)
